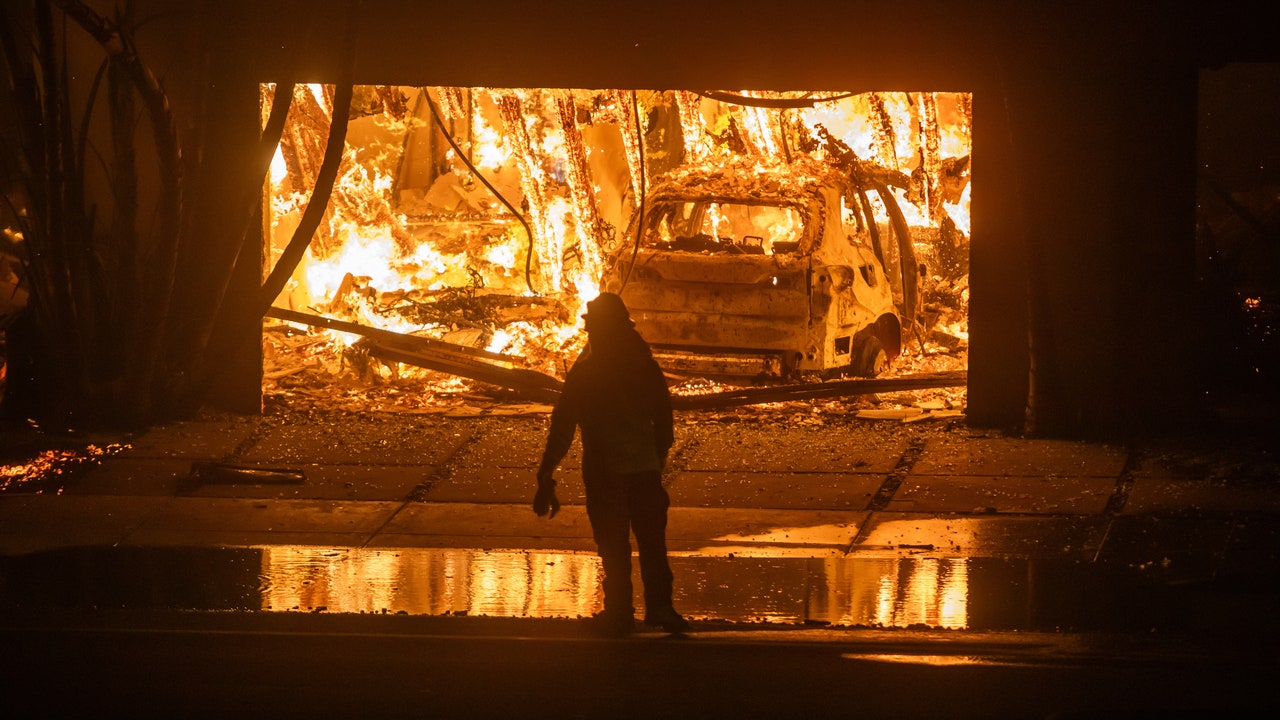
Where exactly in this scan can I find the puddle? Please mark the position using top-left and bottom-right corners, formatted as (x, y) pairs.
(839, 654), (1035, 667)
(0, 543), (1256, 632)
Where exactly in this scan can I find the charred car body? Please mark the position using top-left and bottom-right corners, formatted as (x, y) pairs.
(600, 159), (911, 380)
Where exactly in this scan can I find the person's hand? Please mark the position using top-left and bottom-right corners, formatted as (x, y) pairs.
(533, 476), (560, 518)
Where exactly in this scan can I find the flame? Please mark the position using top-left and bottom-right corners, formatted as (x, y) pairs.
(798, 91), (971, 233)
(801, 99), (879, 159)
(471, 116), (509, 171)
(945, 183), (972, 236)
(307, 84), (330, 116)
(485, 240), (518, 269)
(675, 91), (713, 162)
(737, 91), (780, 156)
(707, 203), (726, 241)
(270, 145), (288, 186)
(263, 85), (971, 393)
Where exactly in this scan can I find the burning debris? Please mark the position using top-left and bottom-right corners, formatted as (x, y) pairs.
(261, 86), (971, 414)
(0, 443), (128, 492)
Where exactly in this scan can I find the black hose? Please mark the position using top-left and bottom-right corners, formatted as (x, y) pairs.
(422, 89), (537, 294)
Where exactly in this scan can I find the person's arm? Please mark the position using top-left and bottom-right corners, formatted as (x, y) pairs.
(538, 386), (579, 483)
(535, 355), (586, 517)
(533, 381), (578, 518)
(649, 360), (675, 468)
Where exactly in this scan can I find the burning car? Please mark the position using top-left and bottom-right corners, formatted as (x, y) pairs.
(600, 159), (905, 380)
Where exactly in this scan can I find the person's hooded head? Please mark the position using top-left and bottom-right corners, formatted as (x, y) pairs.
(581, 292), (634, 338)
(581, 292), (656, 365)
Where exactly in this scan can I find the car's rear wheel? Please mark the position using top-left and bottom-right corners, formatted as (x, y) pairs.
(855, 336), (889, 377)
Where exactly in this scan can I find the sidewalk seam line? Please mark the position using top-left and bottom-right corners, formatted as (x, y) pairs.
(371, 425), (483, 545)
(848, 437), (927, 550)
(1102, 443), (1139, 516)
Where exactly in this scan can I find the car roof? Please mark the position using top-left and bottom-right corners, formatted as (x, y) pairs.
(645, 158), (848, 205)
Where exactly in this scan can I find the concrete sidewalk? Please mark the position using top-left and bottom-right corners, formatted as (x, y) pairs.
(4, 410), (1278, 713)
(3, 411), (1277, 575)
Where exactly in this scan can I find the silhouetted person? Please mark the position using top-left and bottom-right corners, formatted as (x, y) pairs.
(534, 292), (688, 636)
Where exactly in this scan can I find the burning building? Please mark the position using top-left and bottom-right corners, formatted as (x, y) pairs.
(2, 0), (1274, 437)
(260, 85), (972, 408)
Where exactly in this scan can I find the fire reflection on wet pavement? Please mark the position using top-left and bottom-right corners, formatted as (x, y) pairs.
(1, 539), (1239, 634)
(257, 547), (973, 627)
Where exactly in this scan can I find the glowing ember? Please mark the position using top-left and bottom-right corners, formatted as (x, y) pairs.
(1, 443), (129, 491)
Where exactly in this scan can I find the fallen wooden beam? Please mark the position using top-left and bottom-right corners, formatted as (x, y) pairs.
(266, 306), (521, 365)
(267, 305), (565, 402)
(671, 371), (967, 410)
(364, 341), (563, 403)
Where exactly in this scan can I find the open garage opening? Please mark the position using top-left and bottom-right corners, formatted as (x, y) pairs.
(262, 86), (971, 416)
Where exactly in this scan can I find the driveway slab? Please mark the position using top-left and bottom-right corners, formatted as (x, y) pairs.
(428, 467), (587, 505)
(125, 529), (376, 548)
(372, 502), (598, 551)
(189, 464), (431, 501)
(119, 421), (259, 460)
(65, 459), (193, 496)
(670, 471), (883, 510)
(128, 497), (401, 541)
(448, 419), (580, 469)
(683, 425), (907, 474)
(1122, 479), (1280, 516)
(0, 495), (169, 554)
(852, 513), (1112, 559)
(889, 475), (1117, 514)
(241, 418), (475, 465)
(912, 436), (1127, 477)
(667, 507), (866, 556)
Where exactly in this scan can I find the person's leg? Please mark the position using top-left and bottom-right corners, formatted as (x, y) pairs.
(626, 471), (686, 630)
(585, 474), (634, 624)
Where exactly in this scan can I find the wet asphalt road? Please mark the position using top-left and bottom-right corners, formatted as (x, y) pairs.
(3, 610), (1275, 719)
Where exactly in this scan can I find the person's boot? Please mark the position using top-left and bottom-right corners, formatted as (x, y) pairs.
(586, 607), (635, 637)
(643, 606), (690, 633)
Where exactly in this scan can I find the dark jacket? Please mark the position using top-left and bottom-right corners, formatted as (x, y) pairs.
(538, 325), (674, 480)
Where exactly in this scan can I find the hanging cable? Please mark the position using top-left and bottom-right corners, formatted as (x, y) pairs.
(422, 89), (537, 294)
(620, 90), (647, 290)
